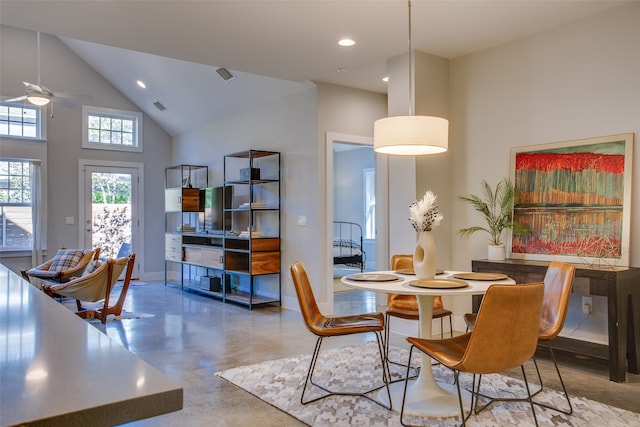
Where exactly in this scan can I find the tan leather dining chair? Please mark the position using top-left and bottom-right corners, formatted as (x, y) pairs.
(290, 261), (391, 408)
(463, 261), (575, 414)
(400, 282), (545, 427)
(384, 254), (452, 371)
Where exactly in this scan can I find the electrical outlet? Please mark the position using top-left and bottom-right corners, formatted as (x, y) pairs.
(582, 296), (593, 315)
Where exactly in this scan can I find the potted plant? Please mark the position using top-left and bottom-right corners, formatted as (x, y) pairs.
(458, 178), (518, 260)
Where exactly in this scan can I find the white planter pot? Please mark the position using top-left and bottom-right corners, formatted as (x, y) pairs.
(488, 244), (506, 261)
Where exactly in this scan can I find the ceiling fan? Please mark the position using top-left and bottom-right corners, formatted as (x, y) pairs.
(5, 32), (91, 109)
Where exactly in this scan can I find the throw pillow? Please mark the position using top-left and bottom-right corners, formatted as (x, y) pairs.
(49, 249), (84, 272)
(82, 259), (103, 276)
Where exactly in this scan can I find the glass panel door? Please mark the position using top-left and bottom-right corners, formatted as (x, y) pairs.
(82, 163), (140, 278)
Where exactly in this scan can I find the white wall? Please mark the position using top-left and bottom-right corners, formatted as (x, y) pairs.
(172, 87), (318, 310)
(172, 82), (385, 312)
(448, 2), (640, 342)
(0, 25), (172, 278)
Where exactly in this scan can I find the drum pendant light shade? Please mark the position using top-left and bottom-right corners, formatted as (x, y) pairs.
(374, 115), (448, 155)
(374, 0), (449, 156)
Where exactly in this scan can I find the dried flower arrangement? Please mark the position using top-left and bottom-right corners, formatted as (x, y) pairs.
(409, 190), (443, 232)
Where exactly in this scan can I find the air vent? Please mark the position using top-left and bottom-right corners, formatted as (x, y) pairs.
(153, 101), (166, 111)
(216, 67), (235, 82)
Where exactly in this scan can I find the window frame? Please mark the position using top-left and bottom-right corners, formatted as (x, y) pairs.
(0, 158), (34, 252)
(82, 105), (143, 152)
(0, 101), (47, 141)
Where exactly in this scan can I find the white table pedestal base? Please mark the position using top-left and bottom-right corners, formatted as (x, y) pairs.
(380, 377), (471, 417)
(380, 295), (470, 418)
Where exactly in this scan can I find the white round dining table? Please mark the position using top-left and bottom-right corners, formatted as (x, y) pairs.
(341, 270), (515, 418)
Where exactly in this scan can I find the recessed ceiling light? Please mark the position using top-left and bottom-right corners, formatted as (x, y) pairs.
(136, 80), (146, 89)
(336, 67), (349, 73)
(338, 38), (355, 47)
(382, 76), (389, 82)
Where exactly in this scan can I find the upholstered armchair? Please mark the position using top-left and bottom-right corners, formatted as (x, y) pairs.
(21, 248), (101, 284)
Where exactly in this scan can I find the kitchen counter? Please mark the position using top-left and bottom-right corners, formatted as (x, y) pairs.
(0, 263), (183, 427)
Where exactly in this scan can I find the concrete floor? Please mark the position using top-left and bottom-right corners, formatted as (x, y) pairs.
(93, 283), (639, 426)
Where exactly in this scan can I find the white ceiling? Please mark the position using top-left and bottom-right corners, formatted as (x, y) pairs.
(0, 0), (630, 136)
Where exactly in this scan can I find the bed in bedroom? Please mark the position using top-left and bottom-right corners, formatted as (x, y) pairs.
(333, 221), (365, 272)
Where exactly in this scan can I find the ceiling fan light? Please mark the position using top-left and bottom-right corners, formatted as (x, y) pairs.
(26, 93), (51, 106)
(374, 115), (448, 155)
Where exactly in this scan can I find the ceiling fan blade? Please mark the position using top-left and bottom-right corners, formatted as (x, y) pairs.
(39, 84), (53, 94)
(4, 95), (28, 103)
(52, 92), (93, 101)
(23, 81), (44, 93)
(53, 97), (80, 108)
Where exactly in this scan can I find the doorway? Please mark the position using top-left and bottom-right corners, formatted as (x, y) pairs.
(332, 142), (376, 281)
(79, 160), (142, 279)
(325, 132), (389, 311)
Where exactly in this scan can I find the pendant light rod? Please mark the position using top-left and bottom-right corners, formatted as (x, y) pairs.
(373, 0), (449, 155)
(408, 0), (413, 116)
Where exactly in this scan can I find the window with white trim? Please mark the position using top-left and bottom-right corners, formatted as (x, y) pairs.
(0, 159), (33, 250)
(0, 102), (45, 140)
(82, 106), (143, 152)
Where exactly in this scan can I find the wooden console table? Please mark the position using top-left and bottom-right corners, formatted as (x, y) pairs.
(472, 259), (640, 383)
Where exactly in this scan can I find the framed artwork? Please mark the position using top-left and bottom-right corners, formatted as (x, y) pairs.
(508, 133), (634, 267)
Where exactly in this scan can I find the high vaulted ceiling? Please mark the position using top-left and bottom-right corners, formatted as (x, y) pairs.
(0, 1), (630, 136)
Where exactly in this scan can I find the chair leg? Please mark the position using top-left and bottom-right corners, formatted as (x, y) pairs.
(399, 346), (416, 427)
(384, 313), (391, 363)
(531, 342), (573, 415)
(400, 346), (467, 427)
(301, 334), (392, 410)
(20, 270), (32, 283)
(106, 258), (136, 318)
(448, 315), (453, 337)
(470, 345), (572, 416)
(301, 337), (324, 404)
(384, 314), (419, 380)
(457, 371), (476, 427)
(521, 365), (539, 427)
(373, 331), (393, 409)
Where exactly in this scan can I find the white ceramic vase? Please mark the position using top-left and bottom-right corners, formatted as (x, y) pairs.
(413, 231), (437, 279)
(488, 244), (506, 261)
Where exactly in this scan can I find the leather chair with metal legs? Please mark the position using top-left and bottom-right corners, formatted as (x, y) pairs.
(463, 261), (575, 415)
(290, 261), (392, 409)
(400, 282), (545, 427)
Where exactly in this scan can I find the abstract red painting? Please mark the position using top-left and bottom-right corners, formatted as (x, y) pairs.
(509, 133), (633, 267)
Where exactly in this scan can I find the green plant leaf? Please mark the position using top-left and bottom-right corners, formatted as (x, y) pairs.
(458, 178), (517, 246)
